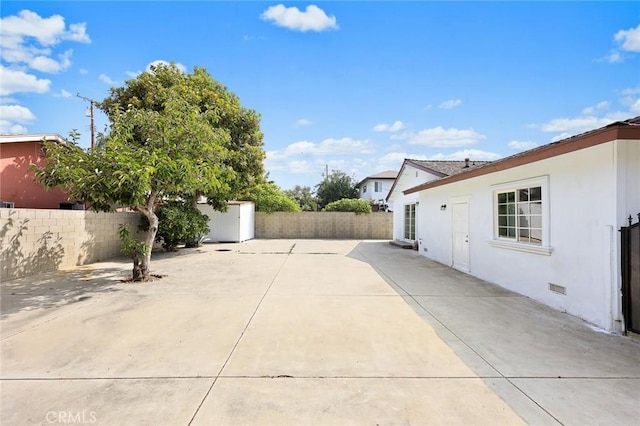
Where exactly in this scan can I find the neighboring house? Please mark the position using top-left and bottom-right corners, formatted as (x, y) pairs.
(0, 134), (75, 209)
(356, 170), (397, 211)
(402, 117), (640, 333)
(386, 159), (489, 243)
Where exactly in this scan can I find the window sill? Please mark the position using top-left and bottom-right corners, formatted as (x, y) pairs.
(488, 239), (553, 256)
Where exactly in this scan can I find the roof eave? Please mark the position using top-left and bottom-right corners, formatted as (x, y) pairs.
(404, 122), (639, 195)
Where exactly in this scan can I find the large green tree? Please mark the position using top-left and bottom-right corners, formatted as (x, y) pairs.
(315, 170), (358, 209)
(35, 64), (264, 281)
(245, 182), (300, 213)
(283, 185), (317, 211)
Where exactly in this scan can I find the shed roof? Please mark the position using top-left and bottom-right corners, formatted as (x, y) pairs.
(404, 116), (640, 195)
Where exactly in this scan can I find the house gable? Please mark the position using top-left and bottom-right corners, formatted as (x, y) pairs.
(387, 159), (488, 202)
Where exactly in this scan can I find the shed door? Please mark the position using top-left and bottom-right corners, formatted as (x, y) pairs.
(452, 202), (470, 272)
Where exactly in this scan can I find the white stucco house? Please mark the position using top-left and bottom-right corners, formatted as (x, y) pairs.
(386, 159), (489, 244)
(401, 117), (640, 333)
(356, 170), (398, 211)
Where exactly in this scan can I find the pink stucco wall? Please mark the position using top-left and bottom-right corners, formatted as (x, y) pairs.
(0, 141), (73, 209)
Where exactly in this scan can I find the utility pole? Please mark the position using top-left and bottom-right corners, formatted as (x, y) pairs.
(77, 93), (96, 151)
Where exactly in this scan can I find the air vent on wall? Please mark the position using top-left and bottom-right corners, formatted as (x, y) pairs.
(549, 283), (567, 295)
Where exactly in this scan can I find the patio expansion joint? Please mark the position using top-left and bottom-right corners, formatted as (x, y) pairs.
(0, 376), (217, 381)
(186, 246), (294, 426)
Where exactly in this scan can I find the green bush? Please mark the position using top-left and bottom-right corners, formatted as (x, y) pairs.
(245, 182), (301, 213)
(324, 198), (372, 215)
(140, 202), (209, 251)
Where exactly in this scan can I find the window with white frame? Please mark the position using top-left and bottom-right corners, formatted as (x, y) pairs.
(491, 176), (551, 255)
(497, 186), (542, 244)
(363, 185), (367, 194)
(375, 181), (381, 192)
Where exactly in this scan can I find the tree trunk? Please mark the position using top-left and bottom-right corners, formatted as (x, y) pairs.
(136, 194), (159, 282)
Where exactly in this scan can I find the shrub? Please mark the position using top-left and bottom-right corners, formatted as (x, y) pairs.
(245, 182), (301, 213)
(140, 202), (209, 251)
(324, 198), (372, 215)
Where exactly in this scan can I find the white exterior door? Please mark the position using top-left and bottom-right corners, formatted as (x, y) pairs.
(452, 202), (469, 272)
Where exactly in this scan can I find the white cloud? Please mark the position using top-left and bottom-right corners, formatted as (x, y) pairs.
(29, 49), (72, 73)
(615, 23), (640, 52)
(0, 66), (51, 95)
(397, 126), (486, 147)
(146, 60), (187, 73)
(376, 152), (428, 171)
(606, 23), (640, 63)
(79, 68), (88, 75)
(0, 10), (89, 73)
(261, 4), (338, 32)
(373, 121), (404, 132)
(540, 116), (617, 133)
(98, 73), (118, 85)
(267, 137), (374, 160)
(508, 141), (539, 151)
(622, 86), (640, 96)
(582, 101), (610, 115)
(376, 149), (501, 171)
(0, 120), (28, 134)
(65, 22), (91, 43)
(1, 10), (74, 46)
(0, 104), (36, 122)
(428, 149), (502, 161)
(295, 118), (312, 127)
(288, 160), (314, 173)
(54, 89), (72, 98)
(630, 98), (640, 113)
(606, 51), (622, 63)
(439, 99), (462, 109)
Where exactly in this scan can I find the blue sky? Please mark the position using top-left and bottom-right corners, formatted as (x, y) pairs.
(1, 1), (639, 190)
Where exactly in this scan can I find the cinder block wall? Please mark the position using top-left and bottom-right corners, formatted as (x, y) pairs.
(255, 212), (392, 239)
(0, 209), (141, 281)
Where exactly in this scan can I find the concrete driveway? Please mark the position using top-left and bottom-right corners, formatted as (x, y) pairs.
(1, 240), (639, 425)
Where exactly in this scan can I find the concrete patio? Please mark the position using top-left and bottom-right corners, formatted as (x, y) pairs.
(1, 240), (639, 425)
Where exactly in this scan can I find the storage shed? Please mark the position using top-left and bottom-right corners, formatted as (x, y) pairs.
(196, 201), (255, 243)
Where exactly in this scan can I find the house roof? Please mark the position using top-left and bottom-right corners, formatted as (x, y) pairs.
(385, 159), (491, 201)
(404, 116), (640, 195)
(0, 134), (68, 144)
(356, 170), (398, 187)
(406, 159), (491, 177)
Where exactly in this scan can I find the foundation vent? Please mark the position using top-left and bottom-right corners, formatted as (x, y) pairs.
(549, 283), (567, 295)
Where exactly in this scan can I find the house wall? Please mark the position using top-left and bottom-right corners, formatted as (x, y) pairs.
(0, 208), (141, 281)
(359, 178), (395, 210)
(388, 167), (441, 241)
(416, 141), (637, 332)
(616, 139), (640, 223)
(255, 212), (392, 239)
(0, 142), (72, 209)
